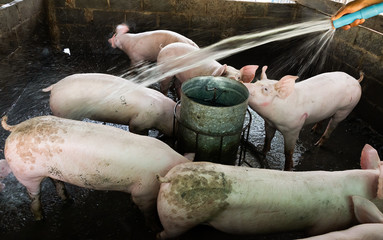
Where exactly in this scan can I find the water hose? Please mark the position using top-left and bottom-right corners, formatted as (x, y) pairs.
(332, 2), (383, 28)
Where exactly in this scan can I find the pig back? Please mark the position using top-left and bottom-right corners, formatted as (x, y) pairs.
(158, 162), (376, 235)
(294, 72), (362, 123)
(4, 116), (187, 192)
(297, 72), (362, 107)
(49, 74), (145, 122)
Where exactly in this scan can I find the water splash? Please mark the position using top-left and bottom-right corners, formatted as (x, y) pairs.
(119, 18), (333, 88)
(273, 28), (335, 79)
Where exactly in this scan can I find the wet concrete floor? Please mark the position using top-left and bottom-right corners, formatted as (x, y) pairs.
(0, 43), (383, 240)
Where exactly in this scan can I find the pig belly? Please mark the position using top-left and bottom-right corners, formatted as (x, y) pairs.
(158, 162), (377, 236)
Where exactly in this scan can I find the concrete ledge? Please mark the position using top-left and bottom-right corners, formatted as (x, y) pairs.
(0, 0), (45, 58)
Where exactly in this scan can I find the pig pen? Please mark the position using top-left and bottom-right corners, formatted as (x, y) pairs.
(1, 34), (383, 240)
(1, 1), (383, 240)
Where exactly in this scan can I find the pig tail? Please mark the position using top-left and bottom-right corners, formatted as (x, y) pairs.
(1, 116), (15, 132)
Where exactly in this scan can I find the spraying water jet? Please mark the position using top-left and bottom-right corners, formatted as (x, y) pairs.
(119, 19), (333, 89)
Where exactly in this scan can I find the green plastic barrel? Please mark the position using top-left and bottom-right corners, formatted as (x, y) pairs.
(177, 76), (249, 165)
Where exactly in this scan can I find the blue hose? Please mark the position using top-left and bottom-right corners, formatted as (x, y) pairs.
(332, 2), (383, 28)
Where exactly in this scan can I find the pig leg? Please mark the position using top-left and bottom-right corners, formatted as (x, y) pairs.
(262, 120), (276, 155)
(157, 212), (196, 240)
(174, 79), (182, 99)
(20, 178), (45, 220)
(131, 188), (161, 231)
(128, 124), (149, 136)
(51, 179), (71, 202)
(311, 120), (325, 133)
(283, 130), (300, 171)
(160, 76), (174, 96)
(315, 110), (349, 146)
(157, 225), (192, 240)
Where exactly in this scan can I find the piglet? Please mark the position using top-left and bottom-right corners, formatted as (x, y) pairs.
(0, 159), (11, 191)
(244, 66), (363, 170)
(156, 144), (383, 239)
(0, 115), (192, 223)
(157, 42), (258, 97)
(299, 196), (383, 239)
(42, 73), (176, 137)
(108, 23), (199, 65)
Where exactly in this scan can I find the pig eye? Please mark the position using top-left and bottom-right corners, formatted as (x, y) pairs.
(261, 86), (270, 95)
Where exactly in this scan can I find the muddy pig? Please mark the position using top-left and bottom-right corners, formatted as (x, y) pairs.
(108, 23), (199, 66)
(299, 196), (383, 240)
(0, 115), (192, 223)
(244, 66), (363, 170)
(157, 42), (258, 97)
(42, 73), (176, 137)
(156, 144), (382, 239)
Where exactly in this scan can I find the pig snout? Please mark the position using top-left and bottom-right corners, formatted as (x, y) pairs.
(108, 34), (117, 48)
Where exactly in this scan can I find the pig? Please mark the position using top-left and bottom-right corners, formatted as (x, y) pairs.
(244, 66), (363, 170)
(0, 115), (192, 223)
(156, 144), (383, 239)
(299, 196), (383, 240)
(108, 23), (199, 66)
(42, 73), (177, 137)
(0, 158), (11, 191)
(157, 42), (258, 97)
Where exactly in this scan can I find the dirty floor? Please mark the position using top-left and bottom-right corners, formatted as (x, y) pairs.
(0, 42), (382, 240)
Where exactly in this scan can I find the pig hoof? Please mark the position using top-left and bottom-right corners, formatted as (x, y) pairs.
(155, 232), (162, 240)
(34, 214), (44, 221)
(314, 139), (323, 147)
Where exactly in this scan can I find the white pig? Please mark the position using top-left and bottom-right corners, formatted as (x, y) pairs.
(157, 42), (258, 97)
(299, 196), (383, 240)
(42, 73), (176, 137)
(244, 66), (363, 170)
(108, 23), (199, 65)
(0, 158), (11, 191)
(0, 115), (192, 223)
(156, 144), (383, 239)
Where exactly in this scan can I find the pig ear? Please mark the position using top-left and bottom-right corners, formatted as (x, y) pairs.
(352, 196), (383, 223)
(360, 144), (380, 170)
(261, 66), (268, 80)
(116, 24), (130, 35)
(378, 164), (383, 199)
(212, 64), (226, 77)
(240, 65), (258, 83)
(184, 153), (195, 161)
(108, 35), (117, 48)
(275, 75), (298, 99)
